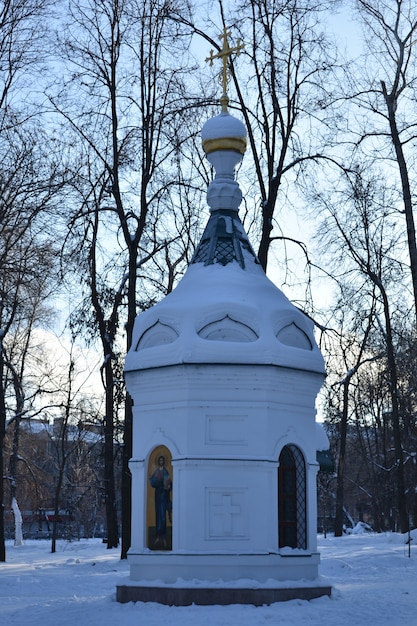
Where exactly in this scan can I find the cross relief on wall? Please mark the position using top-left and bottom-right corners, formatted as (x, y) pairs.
(207, 489), (248, 540)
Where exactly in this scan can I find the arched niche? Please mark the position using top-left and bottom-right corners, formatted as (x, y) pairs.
(146, 445), (173, 550)
(136, 321), (179, 350)
(198, 315), (258, 342)
(278, 444), (307, 550)
(276, 322), (312, 350)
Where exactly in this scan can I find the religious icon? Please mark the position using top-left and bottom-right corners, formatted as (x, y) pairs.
(147, 447), (172, 549)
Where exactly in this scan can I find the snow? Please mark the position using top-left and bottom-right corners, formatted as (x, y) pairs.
(126, 262), (325, 373)
(1, 531), (416, 625)
(201, 110), (247, 142)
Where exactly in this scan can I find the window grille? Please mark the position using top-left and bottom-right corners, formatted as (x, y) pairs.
(278, 445), (307, 550)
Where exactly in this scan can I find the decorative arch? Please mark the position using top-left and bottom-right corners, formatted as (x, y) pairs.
(198, 314), (258, 342)
(146, 445), (173, 550)
(278, 444), (307, 550)
(136, 320), (179, 350)
(276, 322), (312, 350)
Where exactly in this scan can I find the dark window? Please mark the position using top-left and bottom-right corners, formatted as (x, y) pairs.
(278, 445), (307, 549)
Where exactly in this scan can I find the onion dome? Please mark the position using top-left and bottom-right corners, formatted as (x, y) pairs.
(201, 110), (247, 156)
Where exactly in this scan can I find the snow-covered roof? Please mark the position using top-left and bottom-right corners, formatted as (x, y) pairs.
(126, 251), (324, 373)
(125, 109), (325, 376)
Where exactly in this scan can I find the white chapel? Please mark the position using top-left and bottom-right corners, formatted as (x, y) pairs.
(118, 34), (330, 605)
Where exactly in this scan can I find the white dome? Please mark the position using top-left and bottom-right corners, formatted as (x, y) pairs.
(202, 110), (246, 141)
(201, 111), (247, 155)
(125, 253), (325, 374)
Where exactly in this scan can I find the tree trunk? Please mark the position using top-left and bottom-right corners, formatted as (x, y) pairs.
(121, 393), (132, 559)
(8, 360), (24, 546)
(258, 200), (273, 272)
(51, 469), (64, 554)
(334, 380), (349, 537)
(379, 283), (408, 533)
(11, 497), (23, 546)
(382, 80), (417, 328)
(120, 248), (137, 559)
(257, 165), (285, 272)
(0, 341), (6, 562)
(104, 353), (119, 549)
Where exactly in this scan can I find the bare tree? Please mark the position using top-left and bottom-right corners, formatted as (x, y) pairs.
(3, 331), (107, 542)
(0, 0), (60, 562)
(51, 0), (205, 554)
(349, 0), (417, 324)
(172, 0), (340, 276)
(316, 167), (410, 532)
(46, 351), (103, 554)
(221, 0), (339, 273)
(329, 309), (381, 536)
(5, 353), (26, 546)
(0, 134), (63, 559)
(0, 0), (52, 123)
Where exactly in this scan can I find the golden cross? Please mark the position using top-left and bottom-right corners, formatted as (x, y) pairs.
(205, 27), (244, 108)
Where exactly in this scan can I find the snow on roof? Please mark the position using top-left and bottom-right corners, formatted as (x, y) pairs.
(126, 257), (325, 374)
(126, 107), (325, 377)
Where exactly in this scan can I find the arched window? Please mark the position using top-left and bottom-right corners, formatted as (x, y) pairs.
(278, 445), (307, 550)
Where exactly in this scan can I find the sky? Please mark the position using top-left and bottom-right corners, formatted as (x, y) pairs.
(1, 528), (416, 626)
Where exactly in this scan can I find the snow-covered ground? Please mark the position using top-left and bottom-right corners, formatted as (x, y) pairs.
(1, 530), (416, 626)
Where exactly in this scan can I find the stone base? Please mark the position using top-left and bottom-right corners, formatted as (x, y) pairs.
(127, 551), (321, 583)
(116, 584), (331, 606)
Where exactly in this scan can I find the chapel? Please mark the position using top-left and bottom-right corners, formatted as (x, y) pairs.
(118, 31), (330, 605)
